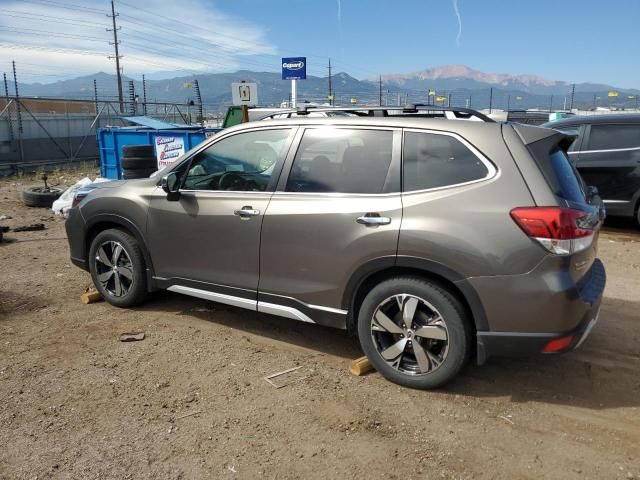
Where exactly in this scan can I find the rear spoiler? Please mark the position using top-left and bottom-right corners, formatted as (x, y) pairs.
(512, 124), (576, 152)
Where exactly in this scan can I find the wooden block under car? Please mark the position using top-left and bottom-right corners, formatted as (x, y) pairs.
(349, 356), (374, 376)
(80, 289), (103, 304)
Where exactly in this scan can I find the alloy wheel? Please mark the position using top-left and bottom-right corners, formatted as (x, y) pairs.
(93, 241), (134, 297)
(370, 294), (449, 375)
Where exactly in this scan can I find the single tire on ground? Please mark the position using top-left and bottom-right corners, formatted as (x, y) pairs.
(123, 167), (156, 180)
(88, 228), (149, 308)
(22, 186), (63, 208)
(122, 144), (155, 158)
(357, 276), (471, 389)
(121, 156), (157, 170)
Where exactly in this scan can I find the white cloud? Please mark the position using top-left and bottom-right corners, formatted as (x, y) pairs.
(0, 0), (278, 83)
(452, 0), (462, 47)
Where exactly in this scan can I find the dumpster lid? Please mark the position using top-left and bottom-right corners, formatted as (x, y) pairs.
(123, 116), (198, 129)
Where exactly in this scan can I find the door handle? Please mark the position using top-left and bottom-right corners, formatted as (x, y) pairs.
(234, 206), (260, 218)
(356, 214), (391, 226)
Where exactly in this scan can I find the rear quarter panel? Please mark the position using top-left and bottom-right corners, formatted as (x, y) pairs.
(398, 124), (546, 277)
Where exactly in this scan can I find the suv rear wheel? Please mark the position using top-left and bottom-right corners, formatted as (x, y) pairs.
(357, 277), (471, 389)
(88, 228), (149, 307)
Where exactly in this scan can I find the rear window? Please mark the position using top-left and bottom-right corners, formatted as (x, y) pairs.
(539, 148), (585, 203)
(588, 124), (640, 150)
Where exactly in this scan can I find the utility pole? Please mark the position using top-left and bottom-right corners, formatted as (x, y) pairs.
(327, 58), (333, 106)
(569, 83), (575, 111)
(379, 75), (382, 106)
(107, 0), (124, 112)
(489, 87), (493, 113)
(549, 95), (553, 112)
(507, 95), (510, 111)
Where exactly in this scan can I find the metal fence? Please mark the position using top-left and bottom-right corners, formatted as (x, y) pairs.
(0, 96), (212, 175)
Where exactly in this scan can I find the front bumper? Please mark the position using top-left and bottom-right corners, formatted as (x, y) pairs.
(65, 207), (89, 271)
(475, 258), (605, 364)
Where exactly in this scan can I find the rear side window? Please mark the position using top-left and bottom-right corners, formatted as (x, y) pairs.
(540, 148), (585, 203)
(403, 132), (489, 191)
(286, 128), (394, 194)
(588, 124), (640, 150)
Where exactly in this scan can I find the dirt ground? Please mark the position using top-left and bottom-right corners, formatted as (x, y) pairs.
(1, 173), (639, 480)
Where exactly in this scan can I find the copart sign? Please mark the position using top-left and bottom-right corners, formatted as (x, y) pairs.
(282, 57), (306, 80)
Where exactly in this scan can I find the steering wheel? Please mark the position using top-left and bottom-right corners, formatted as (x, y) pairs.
(218, 172), (245, 190)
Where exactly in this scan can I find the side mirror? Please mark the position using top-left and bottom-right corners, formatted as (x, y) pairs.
(161, 172), (180, 201)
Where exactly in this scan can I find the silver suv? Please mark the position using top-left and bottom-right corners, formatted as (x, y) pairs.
(66, 108), (606, 389)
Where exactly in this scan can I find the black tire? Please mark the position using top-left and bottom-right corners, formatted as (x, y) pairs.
(22, 186), (63, 208)
(123, 167), (156, 180)
(88, 228), (149, 308)
(357, 276), (471, 389)
(122, 144), (155, 158)
(121, 156), (157, 170)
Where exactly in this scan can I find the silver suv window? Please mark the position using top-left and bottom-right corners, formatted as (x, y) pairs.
(182, 129), (292, 191)
(286, 128), (394, 194)
(403, 132), (489, 191)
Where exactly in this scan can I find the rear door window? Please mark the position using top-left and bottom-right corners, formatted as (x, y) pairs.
(402, 131), (490, 191)
(588, 124), (640, 150)
(286, 128), (394, 194)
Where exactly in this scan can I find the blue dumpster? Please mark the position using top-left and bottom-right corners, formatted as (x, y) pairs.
(97, 119), (221, 179)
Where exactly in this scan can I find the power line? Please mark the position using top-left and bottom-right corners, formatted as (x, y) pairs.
(0, 26), (106, 42)
(2, 11), (108, 28)
(17, 0), (107, 14)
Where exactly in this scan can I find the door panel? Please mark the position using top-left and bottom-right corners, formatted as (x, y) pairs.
(147, 191), (271, 291)
(577, 150), (640, 202)
(259, 126), (401, 311)
(146, 127), (294, 292)
(575, 123), (640, 204)
(259, 193), (402, 308)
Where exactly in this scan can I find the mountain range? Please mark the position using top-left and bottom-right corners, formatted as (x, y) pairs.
(12, 64), (640, 112)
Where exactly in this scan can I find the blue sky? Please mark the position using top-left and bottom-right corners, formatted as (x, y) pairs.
(0, 0), (639, 87)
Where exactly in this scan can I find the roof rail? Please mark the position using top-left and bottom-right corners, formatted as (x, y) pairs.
(262, 105), (494, 122)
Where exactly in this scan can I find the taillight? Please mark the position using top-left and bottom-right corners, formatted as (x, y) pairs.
(542, 334), (574, 353)
(510, 207), (594, 255)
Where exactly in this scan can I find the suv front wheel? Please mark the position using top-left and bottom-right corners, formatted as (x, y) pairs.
(357, 277), (471, 389)
(88, 228), (149, 307)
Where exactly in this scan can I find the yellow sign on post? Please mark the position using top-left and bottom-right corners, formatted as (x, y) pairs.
(428, 90), (436, 97)
(350, 97), (358, 104)
(436, 96), (447, 102)
(516, 96), (523, 100)
(608, 91), (619, 97)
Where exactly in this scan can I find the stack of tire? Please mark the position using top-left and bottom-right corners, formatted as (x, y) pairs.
(121, 144), (157, 180)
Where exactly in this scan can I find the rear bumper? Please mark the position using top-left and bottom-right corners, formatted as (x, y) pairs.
(475, 258), (606, 364)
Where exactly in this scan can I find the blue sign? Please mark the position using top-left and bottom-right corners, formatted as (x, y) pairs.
(282, 57), (306, 80)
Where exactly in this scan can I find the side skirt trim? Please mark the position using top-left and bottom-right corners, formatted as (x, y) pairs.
(257, 302), (315, 323)
(167, 285), (257, 310)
